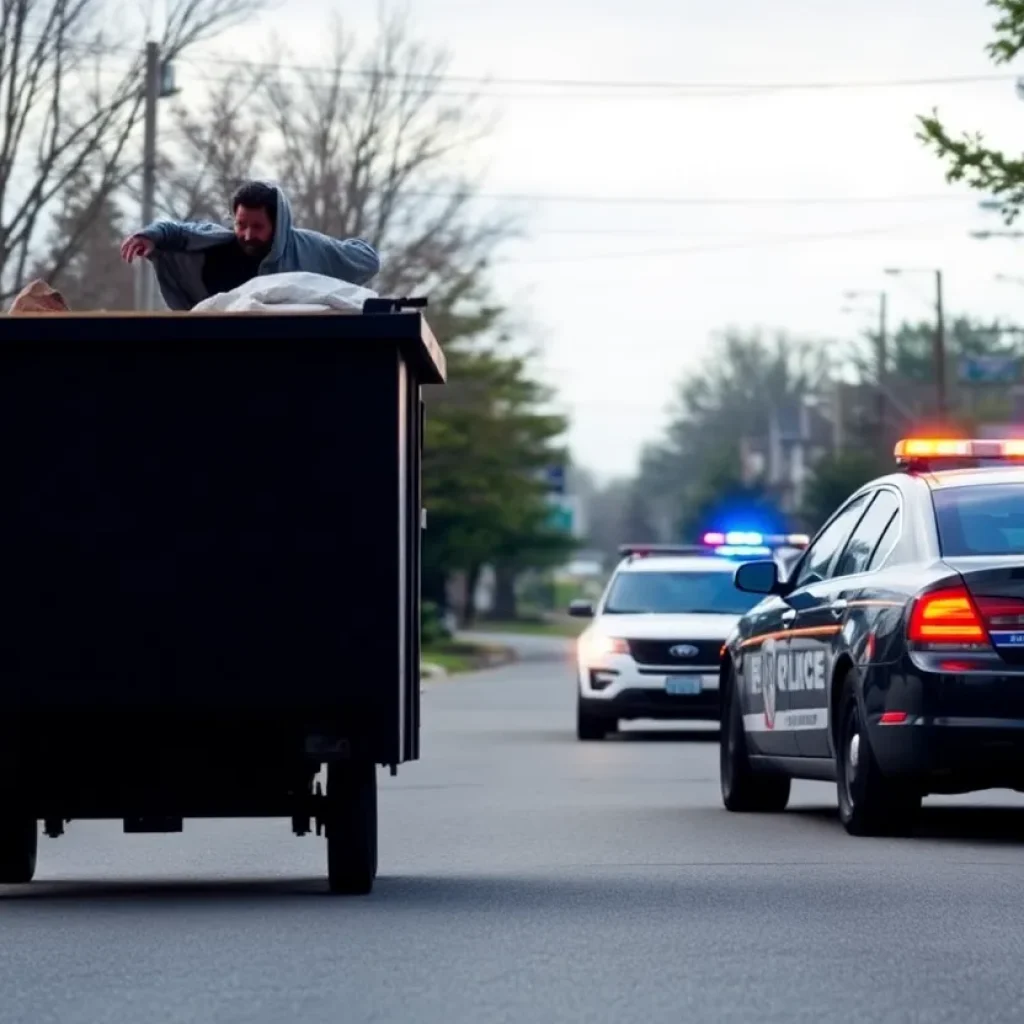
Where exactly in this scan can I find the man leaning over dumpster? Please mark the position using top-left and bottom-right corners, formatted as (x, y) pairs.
(120, 180), (381, 310)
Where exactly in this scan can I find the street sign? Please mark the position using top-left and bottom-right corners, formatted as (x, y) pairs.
(542, 464), (566, 494)
(546, 503), (573, 532)
(958, 355), (1020, 384)
(545, 493), (578, 534)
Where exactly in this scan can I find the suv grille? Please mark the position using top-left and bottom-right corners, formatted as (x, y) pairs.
(627, 638), (723, 667)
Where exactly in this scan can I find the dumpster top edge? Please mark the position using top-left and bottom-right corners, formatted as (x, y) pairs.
(0, 310), (447, 384)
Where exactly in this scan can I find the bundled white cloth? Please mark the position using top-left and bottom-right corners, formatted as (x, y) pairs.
(191, 271), (379, 314)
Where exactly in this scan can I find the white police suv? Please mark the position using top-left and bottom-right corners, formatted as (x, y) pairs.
(569, 536), (807, 741)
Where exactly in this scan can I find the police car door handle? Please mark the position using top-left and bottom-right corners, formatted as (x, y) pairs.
(781, 610), (797, 627)
(830, 599), (848, 617)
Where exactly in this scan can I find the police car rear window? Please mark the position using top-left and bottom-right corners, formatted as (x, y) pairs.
(604, 570), (764, 616)
(933, 484), (1024, 556)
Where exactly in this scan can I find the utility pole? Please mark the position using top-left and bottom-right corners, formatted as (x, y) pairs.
(832, 379), (844, 453)
(934, 269), (947, 418)
(876, 292), (884, 444)
(136, 41), (160, 311)
(884, 266), (948, 421)
(842, 287), (888, 446)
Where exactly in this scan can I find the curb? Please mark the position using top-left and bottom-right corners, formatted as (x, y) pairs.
(477, 643), (517, 669)
(419, 643), (517, 682)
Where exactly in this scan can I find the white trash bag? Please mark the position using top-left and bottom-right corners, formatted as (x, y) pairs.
(192, 271), (379, 314)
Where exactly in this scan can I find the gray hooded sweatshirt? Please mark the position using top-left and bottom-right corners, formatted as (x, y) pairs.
(138, 185), (381, 310)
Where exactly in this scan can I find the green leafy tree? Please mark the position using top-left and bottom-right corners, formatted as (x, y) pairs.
(917, 0), (1024, 219)
(422, 331), (574, 623)
(415, 268), (574, 622)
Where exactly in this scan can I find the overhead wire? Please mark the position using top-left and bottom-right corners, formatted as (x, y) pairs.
(402, 190), (973, 207)
(498, 220), (960, 266)
(171, 54), (1014, 94)
(23, 37), (1014, 98)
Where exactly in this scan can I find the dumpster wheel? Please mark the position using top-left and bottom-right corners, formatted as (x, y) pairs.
(0, 813), (37, 885)
(325, 761), (378, 895)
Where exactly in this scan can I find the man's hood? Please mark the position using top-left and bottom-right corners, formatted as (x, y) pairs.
(263, 184), (294, 267)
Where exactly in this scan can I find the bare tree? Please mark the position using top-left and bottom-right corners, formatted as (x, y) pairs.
(158, 8), (513, 298)
(153, 73), (267, 221)
(0, 0), (266, 300)
(30, 159), (133, 308)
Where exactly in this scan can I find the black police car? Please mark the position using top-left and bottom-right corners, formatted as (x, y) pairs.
(719, 436), (1024, 836)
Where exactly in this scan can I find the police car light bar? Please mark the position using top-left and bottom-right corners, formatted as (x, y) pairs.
(894, 437), (1024, 468)
(701, 531), (810, 550)
(617, 543), (707, 559)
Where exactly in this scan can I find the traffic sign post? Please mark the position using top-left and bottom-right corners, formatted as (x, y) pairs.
(542, 465), (566, 495)
(958, 355), (1020, 385)
(546, 503), (573, 532)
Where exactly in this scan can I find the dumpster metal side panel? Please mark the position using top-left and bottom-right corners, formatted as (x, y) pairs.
(0, 324), (426, 766)
(400, 365), (425, 764)
(397, 354), (409, 762)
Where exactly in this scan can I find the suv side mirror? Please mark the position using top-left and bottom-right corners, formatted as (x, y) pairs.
(734, 560), (781, 596)
(568, 599), (595, 618)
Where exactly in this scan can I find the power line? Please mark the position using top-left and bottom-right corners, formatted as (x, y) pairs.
(175, 55), (1010, 94)
(501, 220), (955, 265)
(23, 38), (1010, 105)
(20, 34), (1013, 96)
(163, 61), (1020, 102)
(404, 189), (972, 207)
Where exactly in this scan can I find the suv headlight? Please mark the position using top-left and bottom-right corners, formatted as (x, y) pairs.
(579, 632), (629, 661)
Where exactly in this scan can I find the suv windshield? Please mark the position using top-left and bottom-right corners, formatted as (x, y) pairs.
(933, 483), (1024, 556)
(603, 569), (764, 615)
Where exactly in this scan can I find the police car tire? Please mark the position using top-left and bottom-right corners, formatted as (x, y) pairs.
(836, 675), (921, 837)
(721, 669), (791, 813)
(325, 761), (378, 895)
(577, 702), (613, 741)
(0, 814), (37, 884)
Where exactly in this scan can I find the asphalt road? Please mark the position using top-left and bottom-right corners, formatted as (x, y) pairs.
(5, 633), (1024, 1024)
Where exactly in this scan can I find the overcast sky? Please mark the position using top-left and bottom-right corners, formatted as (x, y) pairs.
(219, 0), (1024, 479)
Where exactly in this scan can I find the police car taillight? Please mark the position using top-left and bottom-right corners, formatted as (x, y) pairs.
(974, 595), (1024, 627)
(907, 586), (989, 648)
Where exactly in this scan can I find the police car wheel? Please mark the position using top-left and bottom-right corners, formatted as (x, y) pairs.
(325, 761), (378, 895)
(577, 700), (614, 741)
(836, 675), (921, 837)
(721, 669), (790, 813)
(0, 813), (37, 884)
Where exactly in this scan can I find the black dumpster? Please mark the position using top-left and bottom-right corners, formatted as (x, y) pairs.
(0, 304), (445, 894)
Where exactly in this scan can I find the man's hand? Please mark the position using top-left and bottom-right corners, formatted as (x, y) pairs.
(120, 234), (155, 263)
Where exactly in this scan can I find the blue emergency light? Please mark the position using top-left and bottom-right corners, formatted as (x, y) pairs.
(701, 530), (809, 559)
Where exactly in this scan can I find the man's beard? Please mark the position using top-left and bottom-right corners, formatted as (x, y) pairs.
(238, 239), (271, 259)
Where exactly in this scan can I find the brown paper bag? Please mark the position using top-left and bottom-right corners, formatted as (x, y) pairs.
(7, 280), (70, 314)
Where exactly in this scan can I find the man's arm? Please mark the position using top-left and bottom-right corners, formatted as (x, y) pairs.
(136, 219), (235, 253)
(304, 232), (381, 286)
